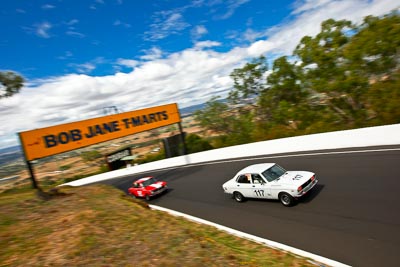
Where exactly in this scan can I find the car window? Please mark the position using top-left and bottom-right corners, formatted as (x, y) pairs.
(237, 174), (251, 183)
(142, 177), (157, 186)
(252, 174), (265, 184)
(262, 164), (286, 182)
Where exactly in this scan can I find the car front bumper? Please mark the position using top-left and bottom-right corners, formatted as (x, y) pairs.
(294, 178), (318, 197)
(150, 185), (168, 196)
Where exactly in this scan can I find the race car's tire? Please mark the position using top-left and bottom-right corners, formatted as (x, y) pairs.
(279, 192), (294, 207)
(130, 194), (136, 199)
(145, 195), (151, 201)
(233, 191), (245, 202)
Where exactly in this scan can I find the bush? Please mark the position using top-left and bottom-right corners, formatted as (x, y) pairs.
(185, 134), (214, 153)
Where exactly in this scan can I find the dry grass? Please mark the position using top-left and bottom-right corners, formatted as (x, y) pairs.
(0, 185), (320, 267)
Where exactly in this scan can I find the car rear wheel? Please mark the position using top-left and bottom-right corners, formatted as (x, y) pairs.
(233, 191), (245, 202)
(279, 192), (294, 207)
(145, 195), (151, 201)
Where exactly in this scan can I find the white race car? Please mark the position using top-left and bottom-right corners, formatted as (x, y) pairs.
(222, 163), (318, 206)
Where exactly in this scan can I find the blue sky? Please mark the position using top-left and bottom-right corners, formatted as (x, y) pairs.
(1, 0), (292, 79)
(0, 0), (398, 149)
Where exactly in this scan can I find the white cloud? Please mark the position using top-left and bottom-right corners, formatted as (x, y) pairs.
(145, 12), (190, 41)
(0, 45), (247, 146)
(66, 31), (85, 38)
(57, 51), (73, 60)
(140, 47), (163, 61)
(41, 4), (55, 10)
(67, 57), (106, 73)
(242, 29), (266, 43)
(35, 22), (52, 38)
(0, 84), (6, 98)
(68, 62), (96, 73)
(116, 59), (139, 68)
(65, 19), (79, 26)
(191, 25), (208, 40)
(247, 40), (275, 57)
(216, 0), (251, 20)
(291, 0), (332, 15)
(1, 0), (398, 149)
(261, 0), (400, 55)
(113, 20), (131, 28)
(143, 0), (250, 41)
(194, 40), (221, 49)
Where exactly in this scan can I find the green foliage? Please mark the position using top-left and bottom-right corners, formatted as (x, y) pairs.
(344, 12), (400, 75)
(367, 70), (400, 124)
(185, 134), (214, 154)
(59, 165), (71, 171)
(80, 150), (102, 162)
(0, 71), (24, 99)
(196, 12), (400, 147)
(229, 56), (268, 105)
(193, 96), (234, 134)
(136, 152), (165, 164)
(225, 111), (255, 145)
(99, 164), (109, 173)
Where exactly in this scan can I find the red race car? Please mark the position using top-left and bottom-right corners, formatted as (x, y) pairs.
(128, 176), (168, 200)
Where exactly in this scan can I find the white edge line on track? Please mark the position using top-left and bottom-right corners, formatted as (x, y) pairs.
(149, 204), (351, 267)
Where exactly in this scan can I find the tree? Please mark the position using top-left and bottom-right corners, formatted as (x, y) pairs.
(185, 134), (213, 153)
(193, 96), (235, 135)
(193, 95), (256, 147)
(195, 12), (400, 147)
(367, 69), (400, 124)
(228, 56), (268, 105)
(293, 19), (370, 124)
(344, 12), (400, 77)
(257, 56), (308, 125)
(0, 71), (24, 99)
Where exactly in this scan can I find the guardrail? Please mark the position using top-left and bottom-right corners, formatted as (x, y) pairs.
(64, 123), (400, 186)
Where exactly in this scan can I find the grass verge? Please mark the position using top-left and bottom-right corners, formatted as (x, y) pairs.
(0, 184), (321, 266)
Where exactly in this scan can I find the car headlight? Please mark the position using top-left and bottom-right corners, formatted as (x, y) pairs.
(297, 186), (302, 192)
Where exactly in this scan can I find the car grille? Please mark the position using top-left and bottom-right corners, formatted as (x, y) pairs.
(153, 186), (165, 193)
(301, 179), (312, 190)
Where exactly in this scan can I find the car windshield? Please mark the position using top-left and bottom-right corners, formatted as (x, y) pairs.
(142, 177), (157, 187)
(262, 164), (286, 182)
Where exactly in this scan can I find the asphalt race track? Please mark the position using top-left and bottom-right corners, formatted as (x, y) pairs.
(102, 145), (400, 267)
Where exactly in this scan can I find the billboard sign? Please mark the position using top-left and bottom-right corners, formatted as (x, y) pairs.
(19, 103), (181, 161)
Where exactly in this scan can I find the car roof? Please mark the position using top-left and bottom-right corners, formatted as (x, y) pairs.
(135, 176), (154, 183)
(236, 163), (275, 175)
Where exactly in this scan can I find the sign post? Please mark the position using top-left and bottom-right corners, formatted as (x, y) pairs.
(18, 132), (40, 190)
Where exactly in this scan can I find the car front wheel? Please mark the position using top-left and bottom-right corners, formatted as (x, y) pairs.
(279, 192), (295, 207)
(233, 192), (245, 202)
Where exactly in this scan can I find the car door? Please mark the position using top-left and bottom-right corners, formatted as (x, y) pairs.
(251, 174), (273, 199)
(235, 174), (254, 197)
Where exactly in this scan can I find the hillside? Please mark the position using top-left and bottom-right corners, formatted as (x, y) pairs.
(0, 146), (22, 166)
(0, 185), (322, 266)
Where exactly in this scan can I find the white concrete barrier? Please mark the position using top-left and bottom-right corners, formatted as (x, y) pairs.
(64, 123), (400, 186)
